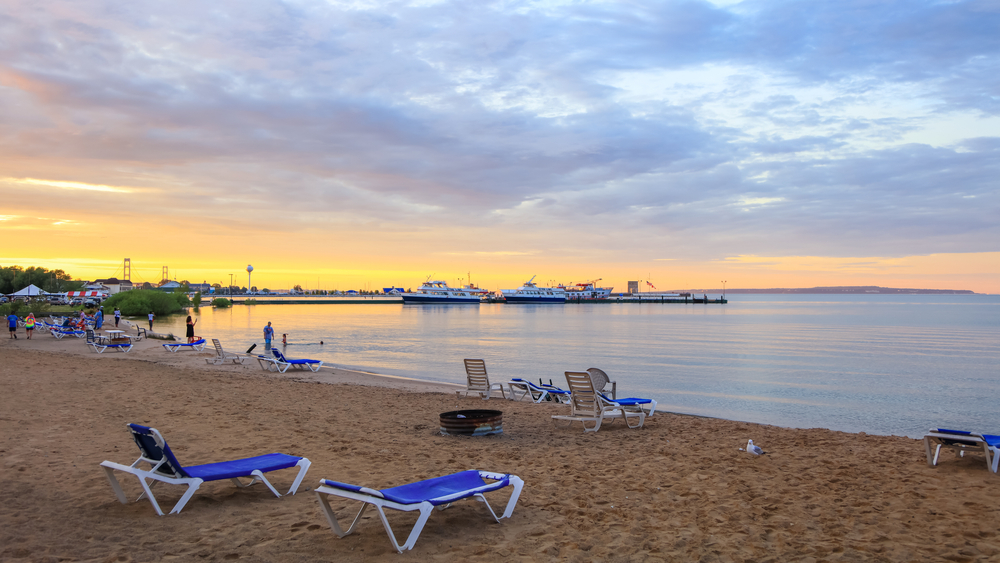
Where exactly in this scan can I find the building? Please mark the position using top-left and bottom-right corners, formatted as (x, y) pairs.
(92, 278), (134, 295)
(627, 281), (639, 294)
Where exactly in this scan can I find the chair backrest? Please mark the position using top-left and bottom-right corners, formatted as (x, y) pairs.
(564, 371), (599, 416)
(587, 368), (610, 393)
(271, 348), (287, 362)
(464, 359), (490, 391)
(127, 423), (189, 478)
(212, 338), (224, 356)
(86, 329), (96, 343)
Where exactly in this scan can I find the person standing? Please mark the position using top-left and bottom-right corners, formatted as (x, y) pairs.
(7, 313), (18, 339)
(95, 307), (104, 330)
(263, 321), (274, 348)
(148, 311), (155, 330)
(24, 313), (35, 339)
(185, 315), (198, 343)
(114, 307), (121, 327)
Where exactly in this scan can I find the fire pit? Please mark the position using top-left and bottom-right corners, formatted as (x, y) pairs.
(439, 409), (503, 436)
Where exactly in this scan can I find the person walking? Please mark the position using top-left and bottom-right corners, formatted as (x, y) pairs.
(148, 311), (155, 330)
(114, 307), (121, 327)
(186, 315), (198, 343)
(24, 313), (35, 339)
(95, 307), (104, 330)
(7, 312), (18, 339)
(263, 321), (274, 348)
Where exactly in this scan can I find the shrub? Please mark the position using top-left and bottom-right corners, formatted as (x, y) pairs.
(101, 289), (188, 316)
(212, 298), (231, 308)
(192, 291), (202, 308)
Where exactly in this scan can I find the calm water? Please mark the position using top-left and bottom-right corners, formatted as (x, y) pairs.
(151, 295), (1000, 438)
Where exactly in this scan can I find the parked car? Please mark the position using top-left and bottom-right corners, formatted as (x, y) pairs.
(70, 298), (83, 306)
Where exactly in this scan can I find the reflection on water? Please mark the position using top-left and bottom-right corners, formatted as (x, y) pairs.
(147, 294), (1000, 438)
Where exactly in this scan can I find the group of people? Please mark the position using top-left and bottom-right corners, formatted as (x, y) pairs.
(7, 306), (129, 340)
(7, 312), (36, 339)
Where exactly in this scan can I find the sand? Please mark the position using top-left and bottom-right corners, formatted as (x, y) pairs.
(2, 326), (999, 562)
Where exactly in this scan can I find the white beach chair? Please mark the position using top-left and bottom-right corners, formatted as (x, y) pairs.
(923, 428), (1000, 473)
(162, 338), (207, 352)
(207, 338), (249, 365)
(507, 378), (571, 403)
(552, 371), (655, 432)
(462, 359), (506, 400)
(100, 423), (311, 515)
(314, 470), (524, 553)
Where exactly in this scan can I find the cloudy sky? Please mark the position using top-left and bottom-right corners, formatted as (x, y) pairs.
(2, 0), (998, 292)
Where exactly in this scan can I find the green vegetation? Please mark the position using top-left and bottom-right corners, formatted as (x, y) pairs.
(191, 291), (202, 308)
(0, 265), (83, 294)
(0, 299), (52, 317)
(101, 289), (191, 316)
(212, 297), (231, 308)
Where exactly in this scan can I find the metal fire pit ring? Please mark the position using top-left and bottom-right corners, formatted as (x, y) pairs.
(439, 409), (503, 436)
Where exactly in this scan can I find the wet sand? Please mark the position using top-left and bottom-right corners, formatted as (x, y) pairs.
(2, 327), (999, 562)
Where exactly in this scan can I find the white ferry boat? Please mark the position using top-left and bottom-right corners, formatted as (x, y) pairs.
(501, 276), (567, 304)
(558, 279), (613, 300)
(400, 280), (482, 304)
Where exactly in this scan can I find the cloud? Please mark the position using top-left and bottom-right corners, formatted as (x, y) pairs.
(0, 0), (996, 265)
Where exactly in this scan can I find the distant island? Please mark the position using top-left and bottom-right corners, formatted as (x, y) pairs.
(675, 286), (975, 295)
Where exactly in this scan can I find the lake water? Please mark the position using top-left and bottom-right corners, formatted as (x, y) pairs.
(151, 294), (1000, 438)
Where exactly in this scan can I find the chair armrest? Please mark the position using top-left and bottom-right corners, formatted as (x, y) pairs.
(608, 381), (617, 400)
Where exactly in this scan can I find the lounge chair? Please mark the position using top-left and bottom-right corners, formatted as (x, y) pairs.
(462, 359), (506, 400)
(314, 470), (524, 553)
(507, 378), (571, 403)
(552, 371), (656, 432)
(50, 326), (86, 339)
(100, 423), (311, 515)
(270, 348), (323, 372)
(162, 338), (207, 352)
(586, 367), (617, 400)
(923, 428), (1000, 473)
(88, 342), (133, 354)
(206, 338), (249, 365)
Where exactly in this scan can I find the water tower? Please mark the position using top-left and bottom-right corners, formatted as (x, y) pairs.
(246, 264), (254, 293)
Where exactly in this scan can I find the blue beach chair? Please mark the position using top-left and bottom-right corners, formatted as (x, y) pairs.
(270, 348), (324, 372)
(507, 378), (571, 403)
(923, 428), (1000, 473)
(314, 470), (524, 553)
(100, 423), (311, 515)
(162, 338), (207, 352)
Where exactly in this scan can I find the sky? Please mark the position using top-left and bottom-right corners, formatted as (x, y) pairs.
(1, 0), (998, 293)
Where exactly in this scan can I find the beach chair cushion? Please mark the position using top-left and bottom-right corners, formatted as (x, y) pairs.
(100, 423), (311, 515)
(315, 470), (524, 553)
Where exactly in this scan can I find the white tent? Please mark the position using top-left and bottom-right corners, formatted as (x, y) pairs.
(10, 284), (48, 296)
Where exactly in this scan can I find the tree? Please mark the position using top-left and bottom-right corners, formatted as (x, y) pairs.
(293, 284), (303, 292)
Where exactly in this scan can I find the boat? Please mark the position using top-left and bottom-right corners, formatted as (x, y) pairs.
(501, 276), (566, 304)
(400, 280), (482, 304)
(558, 279), (613, 300)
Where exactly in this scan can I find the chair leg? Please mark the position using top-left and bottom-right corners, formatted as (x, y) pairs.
(102, 466), (129, 505)
(316, 493), (369, 538)
(287, 458), (311, 495)
(395, 503), (434, 552)
(169, 480), (204, 514)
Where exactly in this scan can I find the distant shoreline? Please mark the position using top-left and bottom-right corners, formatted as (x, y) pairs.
(669, 286), (977, 295)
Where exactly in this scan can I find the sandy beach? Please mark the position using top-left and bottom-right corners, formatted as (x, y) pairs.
(2, 327), (999, 562)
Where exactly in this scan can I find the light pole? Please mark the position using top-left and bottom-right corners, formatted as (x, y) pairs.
(721, 280), (727, 298)
(229, 273), (234, 300)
